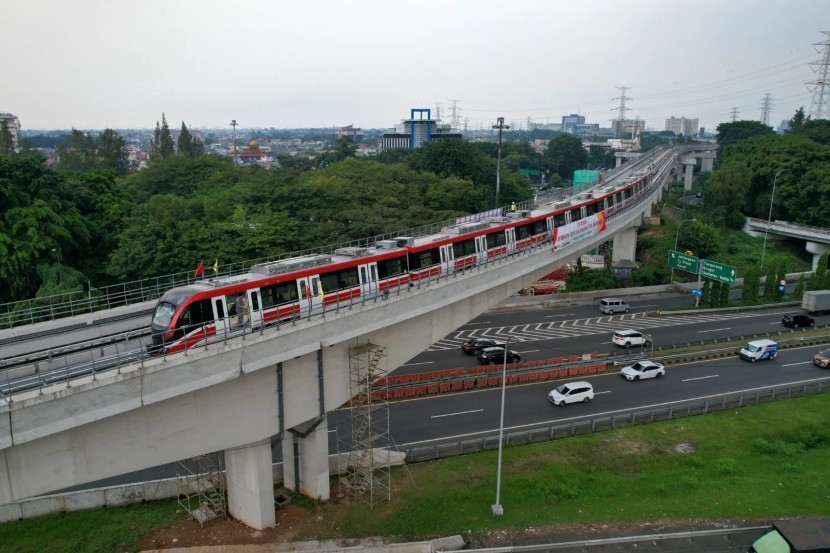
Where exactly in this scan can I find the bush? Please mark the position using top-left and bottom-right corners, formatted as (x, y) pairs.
(716, 458), (736, 475)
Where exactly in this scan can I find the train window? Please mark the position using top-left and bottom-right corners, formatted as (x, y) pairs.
(452, 238), (477, 257)
(360, 267), (367, 283)
(152, 302), (176, 327)
(554, 213), (566, 227)
(214, 299), (225, 320)
(377, 257), (405, 277)
(409, 249), (439, 270)
(624, 188), (632, 199)
(570, 208), (583, 222)
(370, 265), (378, 281)
(300, 280), (309, 298)
(486, 232), (507, 249)
(261, 282), (298, 307)
(321, 267), (359, 291)
(516, 224), (531, 240)
(178, 299), (213, 328)
(530, 220), (547, 235)
(311, 277), (320, 297)
(615, 192), (623, 204)
(586, 202), (598, 216)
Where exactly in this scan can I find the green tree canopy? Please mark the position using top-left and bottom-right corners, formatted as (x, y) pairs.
(715, 120), (775, 148)
(544, 134), (588, 180)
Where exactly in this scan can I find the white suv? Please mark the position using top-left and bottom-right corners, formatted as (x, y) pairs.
(548, 381), (594, 406)
(612, 329), (651, 349)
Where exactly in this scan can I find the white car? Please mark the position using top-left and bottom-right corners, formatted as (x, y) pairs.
(612, 329), (651, 349)
(548, 381), (594, 406)
(620, 360), (665, 381)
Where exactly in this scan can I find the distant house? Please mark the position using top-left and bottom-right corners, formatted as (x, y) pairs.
(381, 108), (461, 150)
(239, 140), (275, 167)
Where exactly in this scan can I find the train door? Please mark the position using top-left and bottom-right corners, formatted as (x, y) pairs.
(213, 297), (228, 334)
(505, 228), (516, 254)
(298, 275), (324, 316)
(475, 235), (487, 264)
(247, 289), (263, 329)
(439, 244), (454, 275)
(360, 263), (379, 298)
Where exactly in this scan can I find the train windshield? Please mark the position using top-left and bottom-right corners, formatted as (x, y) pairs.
(151, 302), (176, 328)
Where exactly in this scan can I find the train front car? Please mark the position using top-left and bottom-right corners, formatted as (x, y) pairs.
(147, 286), (200, 355)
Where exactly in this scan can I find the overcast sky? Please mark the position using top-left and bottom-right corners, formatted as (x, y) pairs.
(3, 0), (827, 132)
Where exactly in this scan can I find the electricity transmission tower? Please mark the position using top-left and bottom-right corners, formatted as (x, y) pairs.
(448, 99), (462, 129)
(730, 107), (740, 122)
(807, 31), (830, 120)
(760, 94), (773, 126)
(612, 86), (632, 137)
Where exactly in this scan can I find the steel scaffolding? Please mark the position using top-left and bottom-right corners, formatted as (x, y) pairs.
(176, 454), (227, 525)
(337, 342), (391, 508)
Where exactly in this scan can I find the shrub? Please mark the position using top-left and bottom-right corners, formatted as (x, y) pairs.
(716, 458), (736, 475)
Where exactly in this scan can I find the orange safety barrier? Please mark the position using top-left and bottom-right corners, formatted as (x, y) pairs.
(453, 367), (465, 377)
(463, 379), (476, 389)
(427, 385), (439, 394)
(568, 354), (578, 362)
(568, 367), (579, 376)
(452, 381), (464, 391)
(439, 383), (451, 393)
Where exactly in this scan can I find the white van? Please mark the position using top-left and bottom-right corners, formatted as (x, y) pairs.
(739, 339), (778, 362)
(600, 298), (629, 314)
(548, 381), (594, 406)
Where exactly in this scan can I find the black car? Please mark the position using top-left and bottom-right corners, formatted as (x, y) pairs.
(461, 338), (505, 354)
(782, 313), (815, 328)
(476, 346), (521, 365)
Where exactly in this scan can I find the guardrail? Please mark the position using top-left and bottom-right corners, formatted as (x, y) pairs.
(403, 381), (830, 463)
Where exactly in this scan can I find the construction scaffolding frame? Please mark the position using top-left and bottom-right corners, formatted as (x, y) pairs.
(337, 341), (391, 508)
(175, 453), (227, 525)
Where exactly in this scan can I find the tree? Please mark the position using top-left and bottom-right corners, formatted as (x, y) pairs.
(95, 129), (128, 176)
(151, 113), (175, 160)
(544, 134), (588, 180)
(762, 259), (778, 302)
(703, 160), (751, 228)
(719, 280), (730, 307)
(678, 221), (719, 260)
(741, 264), (761, 304)
(56, 129), (97, 171)
(0, 120), (14, 155)
(715, 120), (775, 148)
(794, 272), (805, 301)
(787, 107), (808, 134)
(177, 122), (205, 157)
(334, 136), (357, 161)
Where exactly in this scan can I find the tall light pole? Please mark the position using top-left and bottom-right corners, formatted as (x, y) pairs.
(230, 119), (238, 162)
(671, 216), (696, 283)
(760, 168), (791, 272)
(492, 117), (510, 210)
(492, 337), (510, 516)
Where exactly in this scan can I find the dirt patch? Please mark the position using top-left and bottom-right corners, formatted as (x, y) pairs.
(140, 498), (769, 551)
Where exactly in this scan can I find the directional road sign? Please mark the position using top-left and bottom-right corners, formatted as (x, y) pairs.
(691, 288), (703, 296)
(668, 250), (699, 273)
(700, 259), (737, 284)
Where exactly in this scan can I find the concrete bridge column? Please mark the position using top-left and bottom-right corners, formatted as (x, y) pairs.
(701, 155), (714, 172)
(281, 416), (331, 501)
(225, 438), (276, 530)
(806, 241), (830, 270)
(683, 163), (694, 190)
(612, 226), (638, 264)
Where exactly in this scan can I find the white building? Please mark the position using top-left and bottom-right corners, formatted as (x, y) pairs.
(665, 116), (699, 137)
(0, 112), (21, 149)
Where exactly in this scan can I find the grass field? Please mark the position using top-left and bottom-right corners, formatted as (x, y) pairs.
(2, 391), (829, 553)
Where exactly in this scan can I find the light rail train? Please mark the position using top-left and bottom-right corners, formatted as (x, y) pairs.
(149, 156), (671, 355)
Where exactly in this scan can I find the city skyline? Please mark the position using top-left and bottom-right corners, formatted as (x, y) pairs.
(2, 0), (826, 131)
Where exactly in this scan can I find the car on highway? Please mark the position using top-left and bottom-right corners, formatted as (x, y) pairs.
(461, 338), (504, 354)
(814, 348), (830, 368)
(781, 313), (815, 328)
(620, 360), (665, 380)
(612, 329), (652, 348)
(548, 381), (594, 406)
(476, 346), (521, 365)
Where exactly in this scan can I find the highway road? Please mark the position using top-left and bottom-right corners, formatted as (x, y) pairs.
(56, 290), (830, 494)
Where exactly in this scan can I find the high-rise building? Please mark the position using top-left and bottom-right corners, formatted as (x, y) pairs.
(381, 108), (461, 150)
(0, 113), (21, 149)
(665, 116), (699, 137)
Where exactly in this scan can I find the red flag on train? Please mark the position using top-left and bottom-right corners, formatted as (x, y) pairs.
(194, 262), (204, 277)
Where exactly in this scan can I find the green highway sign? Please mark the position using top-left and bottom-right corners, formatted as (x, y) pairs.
(700, 259), (737, 284)
(668, 250), (699, 273)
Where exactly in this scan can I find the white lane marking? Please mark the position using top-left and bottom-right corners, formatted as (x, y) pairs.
(682, 375), (719, 382)
(396, 376), (830, 448)
(595, 390), (612, 395)
(461, 321), (491, 326)
(400, 361), (435, 367)
(782, 361), (813, 367)
(545, 313), (577, 318)
(698, 328), (730, 333)
(431, 409), (484, 419)
(517, 349), (539, 354)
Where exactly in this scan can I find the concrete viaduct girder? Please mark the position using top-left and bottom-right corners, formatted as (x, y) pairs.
(0, 151), (681, 529)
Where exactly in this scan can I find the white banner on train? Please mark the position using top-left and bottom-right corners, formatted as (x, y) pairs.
(552, 212), (607, 251)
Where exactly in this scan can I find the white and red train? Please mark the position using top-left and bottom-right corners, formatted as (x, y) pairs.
(149, 157), (669, 355)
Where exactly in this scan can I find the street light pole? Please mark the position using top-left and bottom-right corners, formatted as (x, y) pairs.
(492, 337), (510, 516)
(671, 215), (695, 284)
(492, 117), (510, 210)
(230, 119), (238, 162)
(760, 168), (791, 273)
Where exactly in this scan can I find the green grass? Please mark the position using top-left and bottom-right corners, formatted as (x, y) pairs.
(2, 391), (829, 552)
